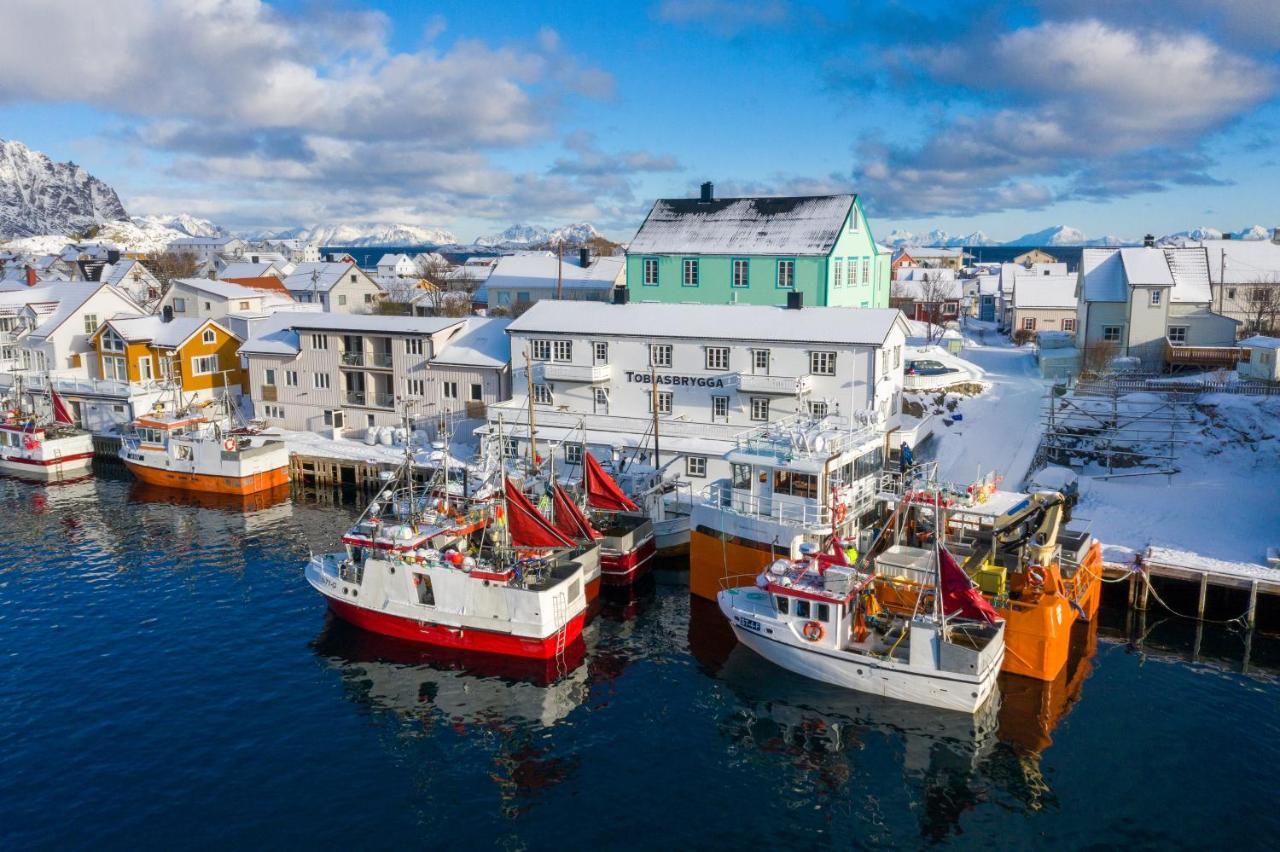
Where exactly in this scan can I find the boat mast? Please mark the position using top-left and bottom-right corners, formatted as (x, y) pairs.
(649, 364), (660, 468)
(524, 347), (538, 475)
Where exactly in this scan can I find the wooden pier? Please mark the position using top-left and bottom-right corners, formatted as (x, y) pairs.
(289, 453), (397, 490)
(1103, 545), (1279, 629)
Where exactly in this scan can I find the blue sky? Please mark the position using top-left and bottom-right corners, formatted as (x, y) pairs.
(2, 0), (1278, 242)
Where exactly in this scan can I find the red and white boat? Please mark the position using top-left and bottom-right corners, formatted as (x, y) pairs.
(582, 452), (656, 586)
(306, 465), (588, 660)
(0, 383), (94, 480)
(503, 476), (603, 602)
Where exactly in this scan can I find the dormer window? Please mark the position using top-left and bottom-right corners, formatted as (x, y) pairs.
(101, 328), (125, 352)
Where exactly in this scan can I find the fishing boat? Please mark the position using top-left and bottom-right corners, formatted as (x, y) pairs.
(689, 413), (887, 601)
(717, 532), (1005, 713)
(874, 469), (1102, 682)
(0, 380), (94, 480)
(581, 452), (656, 586)
(306, 458), (589, 660)
(503, 475), (602, 602)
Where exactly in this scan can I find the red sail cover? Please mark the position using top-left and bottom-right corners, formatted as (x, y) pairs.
(582, 452), (639, 512)
(504, 478), (574, 548)
(552, 483), (601, 541)
(939, 546), (1001, 624)
(50, 390), (74, 425)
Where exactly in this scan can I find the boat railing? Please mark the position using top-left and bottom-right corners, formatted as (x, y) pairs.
(701, 482), (831, 528)
(720, 577), (777, 615)
(729, 414), (881, 461)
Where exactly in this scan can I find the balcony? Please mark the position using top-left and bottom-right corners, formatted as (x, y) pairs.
(534, 362), (610, 383)
(341, 351), (365, 367)
(345, 390), (395, 409)
(341, 350), (393, 369)
(345, 390), (366, 406)
(732, 372), (813, 395)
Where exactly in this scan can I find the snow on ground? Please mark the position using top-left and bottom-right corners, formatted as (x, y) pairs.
(265, 421), (483, 468)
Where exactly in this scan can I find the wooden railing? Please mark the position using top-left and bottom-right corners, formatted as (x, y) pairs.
(1163, 339), (1239, 369)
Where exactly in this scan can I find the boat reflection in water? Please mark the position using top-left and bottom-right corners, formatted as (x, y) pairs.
(313, 615), (593, 812)
(127, 480), (293, 513)
(690, 593), (1102, 839)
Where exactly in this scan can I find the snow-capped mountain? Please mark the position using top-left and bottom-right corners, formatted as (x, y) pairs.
(882, 229), (999, 248)
(132, 213), (225, 238)
(1005, 225), (1088, 247)
(0, 139), (128, 239)
(259, 223), (457, 247)
(474, 222), (603, 248)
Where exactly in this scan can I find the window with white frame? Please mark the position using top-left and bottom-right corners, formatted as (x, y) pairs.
(686, 456), (707, 478)
(732, 259), (749, 288)
(1023, 317), (1037, 331)
(285, 370), (298, 387)
(593, 386), (609, 414)
(138, 357), (154, 381)
(1102, 325), (1123, 342)
(364, 293), (374, 303)
(1062, 318), (1076, 332)
(650, 343), (672, 367)
(592, 341), (608, 363)
(777, 259), (795, 288)
(1167, 325), (1188, 344)
(470, 383), (482, 401)
(1150, 289), (1162, 306)
(752, 348), (769, 373)
(810, 351), (836, 375)
(651, 390), (673, 415)
(203, 329), (216, 344)
(530, 339), (551, 361)
(642, 258), (659, 286)
(337, 295), (347, 307)
(750, 397), (769, 421)
(173, 297), (186, 313)
(323, 409), (344, 428)
(264, 368), (276, 386)
(443, 381), (458, 399)
(533, 383), (553, 405)
(851, 206), (860, 230)
(103, 355), (127, 381)
(101, 328), (125, 352)
(565, 443), (583, 465)
(313, 372), (330, 389)
(833, 259), (844, 289)
(808, 400), (828, 418)
(405, 378), (425, 396)
(683, 258), (699, 286)
(191, 355), (218, 375)
(82, 314), (97, 335)
(712, 395), (729, 420)
(406, 338), (424, 355)
(553, 340), (572, 362)
(705, 346), (729, 370)
(311, 334), (328, 350)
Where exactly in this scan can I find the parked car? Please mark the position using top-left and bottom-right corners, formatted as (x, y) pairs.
(905, 359), (959, 377)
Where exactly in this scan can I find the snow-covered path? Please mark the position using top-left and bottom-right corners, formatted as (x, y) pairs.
(927, 331), (1047, 487)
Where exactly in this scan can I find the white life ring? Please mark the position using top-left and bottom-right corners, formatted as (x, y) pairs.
(223, 438), (236, 451)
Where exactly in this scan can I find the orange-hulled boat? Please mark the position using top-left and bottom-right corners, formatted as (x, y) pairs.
(872, 479), (1101, 683)
(119, 407), (290, 495)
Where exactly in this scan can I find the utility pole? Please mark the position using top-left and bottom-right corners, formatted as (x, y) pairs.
(524, 347), (538, 473)
(555, 242), (563, 300)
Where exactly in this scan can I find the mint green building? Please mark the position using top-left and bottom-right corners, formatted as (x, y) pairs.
(625, 185), (890, 308)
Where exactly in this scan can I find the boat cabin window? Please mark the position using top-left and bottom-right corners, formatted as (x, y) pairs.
(731, 463), (751, 491)
(136, 427), (165, 444)
(816, 603), (830, 622)
(773, 470), (818, 499)
(775, 596), (789, 615)
(795, 599), (811, 619)
(854, 448), (884, 481)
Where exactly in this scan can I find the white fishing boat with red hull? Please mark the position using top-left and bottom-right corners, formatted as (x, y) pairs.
(0, 384), (94, 480)
(307, 462), (588, 660)
(582, 452), (656, 586)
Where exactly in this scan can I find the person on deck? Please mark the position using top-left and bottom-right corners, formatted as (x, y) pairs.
(844, 543), (859, 565)
(899, 441), (914, 474)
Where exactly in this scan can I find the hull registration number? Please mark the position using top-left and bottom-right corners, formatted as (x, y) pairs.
(735, 615), (761, 633)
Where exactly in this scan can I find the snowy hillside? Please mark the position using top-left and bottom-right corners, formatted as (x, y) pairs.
(0, 139), (128, 238)
(474, 222), (602, 248)
(132, 213), (224, 238)
(259, 223), (457, 247)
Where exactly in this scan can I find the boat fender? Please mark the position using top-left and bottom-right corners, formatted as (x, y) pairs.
(802, 621), (824, 642)
(223, 438), (236, 451)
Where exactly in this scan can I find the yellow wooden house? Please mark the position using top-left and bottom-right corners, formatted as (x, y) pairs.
(90, 315), (247, 394)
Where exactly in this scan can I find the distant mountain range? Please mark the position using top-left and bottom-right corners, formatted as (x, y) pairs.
(0, 138), (128, 238)
(884, 223), (1276, 249)
(473, 222), (603, 249)
(253, 222), (459, 247)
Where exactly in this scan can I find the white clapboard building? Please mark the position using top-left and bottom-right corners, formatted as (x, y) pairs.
(483, 300), (909, 483)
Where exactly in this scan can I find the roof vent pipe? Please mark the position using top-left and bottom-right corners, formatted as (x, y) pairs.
(1143, 234), (1155, 248)
(700, 181), (714, 203)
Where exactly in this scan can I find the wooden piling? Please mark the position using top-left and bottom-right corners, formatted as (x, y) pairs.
(1137, 573), (1150, 612)
(1247, 581), (1259, 629)
(1197, 573), (1208, 619)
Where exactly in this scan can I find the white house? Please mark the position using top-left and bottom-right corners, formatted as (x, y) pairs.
(1077, 246), (1239, 369)
(240, 312), (512, 434)
(160, 277), (296, 322)
(484, 300), (908, 483)
(168, 236), (246, 267)
(101, 259), (163, 306)
(283, 261), (383, 313)
(485, 250), (625, 310)
(1184, 236), (1280, 334)
(1237, 336), (1280, 382)
(376, 253), (418, 280)
(217, 261), (284, 281)
(1011, 274), (1078, 337)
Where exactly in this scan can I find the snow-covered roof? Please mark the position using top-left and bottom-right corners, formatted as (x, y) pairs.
(899, 247), (964, 259)
(14, 282), (142, 340)
(1013, 275), (1077, 309)
(173, 277), (291, 303)
(893, 267), (956, 282)
(1239, 335), (1280, 350)
(508, 301), (906, 347)
(486, 253), (625, 292)
(628, 194), (856, 256)
(892, 277), (963, 300)
(101, 259), (155, 287)
(1164, 247), (1212, 303)
(240, 311), (464, 356)
(1119, 248), (1174, 287)
(377, 253), (413, 266)
(102, 316), (224, 348)
(217, 262), (280, 280)
(431, 317), (511, 369)
(1080, 249), (1130, 302)
(283, 261), (362, 293)
(1188, 239), (1280, 285)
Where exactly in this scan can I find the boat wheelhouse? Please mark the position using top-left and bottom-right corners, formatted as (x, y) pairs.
(119, 408), (289, 495)
(689, 413), (886, 600)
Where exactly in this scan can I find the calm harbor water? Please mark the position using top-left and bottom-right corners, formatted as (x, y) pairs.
(2, 471), (1277, 849)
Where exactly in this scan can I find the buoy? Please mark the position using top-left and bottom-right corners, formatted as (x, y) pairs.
(223, 438), (236, 451)
(802, 621), (825, 642)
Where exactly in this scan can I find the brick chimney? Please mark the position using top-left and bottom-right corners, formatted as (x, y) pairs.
(25, 265), (37, 287)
